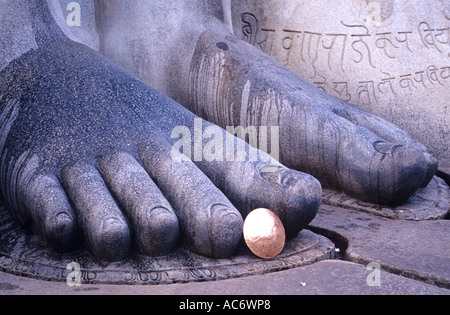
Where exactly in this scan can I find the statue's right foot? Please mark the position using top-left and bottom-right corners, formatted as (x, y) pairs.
(92, 0), (436, 206)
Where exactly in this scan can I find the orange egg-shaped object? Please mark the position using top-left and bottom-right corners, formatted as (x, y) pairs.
(243, 208), (286, 259)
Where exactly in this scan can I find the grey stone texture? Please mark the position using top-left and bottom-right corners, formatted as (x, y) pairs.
(310, 204), (450, 288)
(0, 0), (447, 291)
(95, 0), (440, 206)
(0, 0), (322, 262)
(0, 195), (334, 285)
(232, 0), (450, 161)
(2, 192), (450, 294)
(322, 176), (450, 220)
(1, 260), (448, 295)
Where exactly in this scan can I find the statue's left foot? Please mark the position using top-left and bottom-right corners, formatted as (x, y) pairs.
(0, 39), (321, 261)
(184, 31), (438, 205)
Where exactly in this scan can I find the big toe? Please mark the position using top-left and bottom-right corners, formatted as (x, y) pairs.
(366, 142), (428, 205)
(261, 167), (322, 236)
(193, 128), (323, 238)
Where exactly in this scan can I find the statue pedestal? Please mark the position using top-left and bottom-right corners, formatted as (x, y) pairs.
(1, 176), (447, 285)
(0, 201), (333, 285)
(322, 176), (450, 220)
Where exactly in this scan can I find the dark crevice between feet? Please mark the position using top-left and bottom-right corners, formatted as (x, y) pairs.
(443, 212), (450, 221)
(306, 226), (348, 261)
(436, 168), (450, 220)
(436, 169), (450, 188)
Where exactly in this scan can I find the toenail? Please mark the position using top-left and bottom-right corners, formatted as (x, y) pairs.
(101, 217), (128, 236)
(259, 166), (284, 185)
(210, 204), (240, 222)
(146, 206), (173, 222)
(145, 206), (179, 233)
(373, 141), (401, 154)
(280, 170), (300, 187)
(95, 217), (130, 261)
(46, 212), (78, 251)
(47, 212), (76, 240)
(53, 212), (74, 229)
(140, 207), (179, 256)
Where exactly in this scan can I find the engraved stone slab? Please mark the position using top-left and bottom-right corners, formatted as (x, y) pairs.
(0, 202), (334, 285)
(232, 0), (450, 160)
(322, 176), (450, 220)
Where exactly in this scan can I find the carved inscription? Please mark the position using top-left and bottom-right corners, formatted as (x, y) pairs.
(240, 12), (450, 105)
(310, 64), (450, 104)
(241, 13), (275, 54)
(418, 22), (450, 54)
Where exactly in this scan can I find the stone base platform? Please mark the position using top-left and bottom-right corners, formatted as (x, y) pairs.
(322, 176), (450, 220)
(1, 174), (449, 294)
(0, 201), (334, 285)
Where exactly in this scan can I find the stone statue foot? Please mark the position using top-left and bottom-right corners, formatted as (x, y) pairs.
(184, 30), (438, 206)
(0, 37), (321, 261)
(93, 1), (437, 206)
